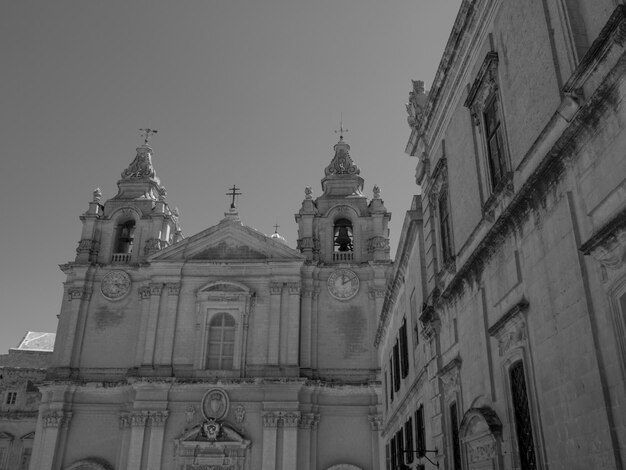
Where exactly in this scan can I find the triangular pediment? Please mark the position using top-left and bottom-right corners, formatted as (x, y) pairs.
(149, 219), (304, 262)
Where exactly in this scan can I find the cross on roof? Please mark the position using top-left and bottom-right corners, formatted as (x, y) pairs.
(333, 114), (349, 139)
(226, 185), (242, 209)
(273, 222), (280, 233)
(139, 128), (158, 145)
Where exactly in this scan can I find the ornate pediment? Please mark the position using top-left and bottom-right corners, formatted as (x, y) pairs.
(148, 220), (304, 263)
(174, 423), (250, 470)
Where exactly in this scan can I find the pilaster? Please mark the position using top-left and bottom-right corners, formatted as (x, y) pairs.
(126, 411), (150, 469)
(286, 283), (301, 365)
(145, 411), (169, 470)
(268, 283), (282, 365)
(156, 283), (181, 368)
(142, 283), (163, 367)
(282, 412), (301, 469)
(261, 412), (280, 470)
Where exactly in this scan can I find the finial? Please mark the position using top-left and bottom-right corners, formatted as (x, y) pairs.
(373, 185), (381, 199)
(139, 128), (158, 145)
(304, 186), (313, 199)
(92, 187), (102, 203)
(226, 185), (242, 210)
(333, 114), (349, 140)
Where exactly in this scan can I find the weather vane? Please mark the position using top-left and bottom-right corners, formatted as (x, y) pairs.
(334, 114), (349, 139)
(226, 185), (242, 209)
(139, 128), (158, 145)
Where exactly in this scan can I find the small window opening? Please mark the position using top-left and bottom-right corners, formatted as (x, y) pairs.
(5, 391), (17, 405)
(115, 220), (136, 254)
(333, 218), (354, 252)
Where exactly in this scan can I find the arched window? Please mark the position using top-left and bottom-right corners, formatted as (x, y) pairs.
(114, 220), (135, 254)
(207, 313), (235, 370)
(333, 218), (353, 252)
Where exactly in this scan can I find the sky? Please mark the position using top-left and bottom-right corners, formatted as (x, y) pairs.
(0, 0), (461, 353)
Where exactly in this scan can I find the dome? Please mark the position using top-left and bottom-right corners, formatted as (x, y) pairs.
(270, 231), (287, 244)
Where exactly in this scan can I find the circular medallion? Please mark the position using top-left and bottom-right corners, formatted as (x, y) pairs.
(100, 270), (131, 300)
(201, 388), (230, 421)
(327, 268), (360, 301)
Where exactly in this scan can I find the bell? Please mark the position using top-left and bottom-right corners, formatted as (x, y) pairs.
(335, 227), (353, 252)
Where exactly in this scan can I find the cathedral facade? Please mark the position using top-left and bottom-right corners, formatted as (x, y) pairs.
(31, 136), (390, 469)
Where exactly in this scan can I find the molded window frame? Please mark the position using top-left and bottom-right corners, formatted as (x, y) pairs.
(193, 281), (254, 377)
(464, 52), (513, 214)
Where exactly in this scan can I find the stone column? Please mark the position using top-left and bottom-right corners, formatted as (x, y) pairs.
(156, 283), (180, 368)
(59, 286), (92, 371)
(268, 283), (282, 365)
(310, 288), (320, 371)
(261, 412), (280, 470)
(300, 289), (313, 369)
(286, 284), (301, 366)
(282, 412), (301, 469)
(145, 411), (169, 470)
(126, 411), (149, 469)
(117, 414), (132, 470)
(135, 286), (152, 367)
(298, 413), (319, 470)
(142, 284), (163, 367)
(368, 414), (383, 470)
(37, 411), (71, 470)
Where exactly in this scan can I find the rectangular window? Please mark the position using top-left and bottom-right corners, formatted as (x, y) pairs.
(405, 417), (414, 463)
(389, 358), (394, 402)
(415, 405), (426, 457)
(390, 436), (397, 469)
(483, 96), (506, 190)
(450, 402), (462, 470)
(384, 371), (389, 410)
(400, 318), (409, 378)
(410, 289), (419, 346)
(393, 341), (401, 392)
(5, 392), (17, 405)
(438, 189), (453, 264)
(510, 361), (538, 470)
(396, 428), (405, 469)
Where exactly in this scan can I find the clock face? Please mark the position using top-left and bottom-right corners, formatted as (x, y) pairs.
(327, 268), (359, 300)
(101, 270), (131, 300)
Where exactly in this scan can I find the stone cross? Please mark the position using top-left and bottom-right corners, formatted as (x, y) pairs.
(226, 185), (242, 209)
(139, 128), (158, 145)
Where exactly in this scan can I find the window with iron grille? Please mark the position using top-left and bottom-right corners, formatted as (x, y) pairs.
(483, 95), (507, 191)
(450, 402), (462, 470)
(405, 417), (414, 463)
(393, 341), (401, 392)
(510, 361), (538, 470)
(414, 405), (426, 458)
(399, 318), (409, 378)
(438, 189), (453, 265)
(389, 358), (394, 401)
(206, 312), (236, 370)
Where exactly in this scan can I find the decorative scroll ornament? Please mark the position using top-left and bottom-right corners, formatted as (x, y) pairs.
(324, 139), (360, 177)
(406, 79), (427, 129)
(101, 270), (131, 300)
(121, 145), (157, 180)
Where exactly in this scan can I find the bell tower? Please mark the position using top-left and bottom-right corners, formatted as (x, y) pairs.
(74, 138), (182, 267)
(296, 132), (391, 381)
